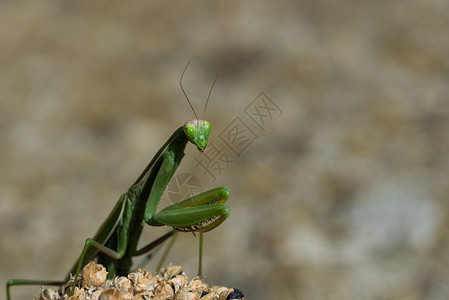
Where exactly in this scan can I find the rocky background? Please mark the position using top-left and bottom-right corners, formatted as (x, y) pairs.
(1, 1), (449, 299)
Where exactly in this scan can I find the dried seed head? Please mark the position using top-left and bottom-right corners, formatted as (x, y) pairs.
(211, 287), (234, 300)
(99, 288), (120, 300)
(199, 292), (219, 300)
(188, 277), (210, 295)
(211, 287), (244, 300)
(102, 280), (115, 290)
(153, 282), (174, 299)
(90, 289), (104, 300)
(153, 295), (171, 300)
(210, 286), (228, 295)
(163, 265), (184, 280)
(113, 276), (132, 292)
(134, 291), (154, 300)
(169, 274), (189, 293)
(119, 291), (133, 300)
(82, 261), (108, 287)
(39, 288), (60, 300)
(67, 286), (86, 300)
(50, 263), (242, 300)
(128, 270), (157, 292)
(133, 268), (151, 276)
(174, 287), (199, 300)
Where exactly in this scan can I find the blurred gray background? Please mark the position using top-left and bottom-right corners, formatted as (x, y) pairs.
(1, 1), (449, 299)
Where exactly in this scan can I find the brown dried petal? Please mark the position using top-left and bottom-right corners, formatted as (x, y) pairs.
(102, 280), (115, 290)
(209, 286), (226, 298)
(152, 296), (169, 300)
(82, 261), (108, 287)
(67, 286), (86, 300)
(210, 287), (235, 300)
(200, 292), (219, 300)
(99, 288), (120, 300)
(128, 270), (157, 292)
(153, 282), (174, 299)
(113, 276), (132, 292)
(174, 288), (199, 300)
(188, 277), (210, 295)
(90, 289), (104, 300)
(134, 268), (151, 276)
(134, 291), (153, 300)
(53, 263), (240, 300)
(39, 288), (60, 300)
(169, 274), (189, 293)
(119, 291), (133, 300)
(163, 265), (183, 280)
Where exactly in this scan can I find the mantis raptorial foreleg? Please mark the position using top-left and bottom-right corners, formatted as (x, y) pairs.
(6, 61), (230, 299)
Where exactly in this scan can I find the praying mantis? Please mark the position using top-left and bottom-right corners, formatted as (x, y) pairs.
(6, 61), (231, 299)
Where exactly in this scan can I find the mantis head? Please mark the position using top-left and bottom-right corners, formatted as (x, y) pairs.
(180, 60), (224, 152)
(184, 119), (211, 152)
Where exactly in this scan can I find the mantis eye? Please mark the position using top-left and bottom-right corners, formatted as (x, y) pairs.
(185, 123), (196, 137)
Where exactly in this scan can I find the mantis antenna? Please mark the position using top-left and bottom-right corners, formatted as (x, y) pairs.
(203, 61), (225, 121)
(180, 60), (198, 122)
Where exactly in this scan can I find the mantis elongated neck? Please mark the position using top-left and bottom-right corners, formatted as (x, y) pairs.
(132, 127), (187, 187)
(141, 126), (189, 225)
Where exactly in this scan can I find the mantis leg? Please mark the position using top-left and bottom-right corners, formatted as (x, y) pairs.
(7, 195), (129, 299)
(153, 188), (230, 276)
(67, 194), (128, 279)
(198, 232), (204, 277)
(6, 279), (65, 300)
(135, 231), (178, 271)
(151, 187), (231, 231)
(70, 237), (127, 295)
(142, 149), (230, 275)
(70, 229), (174, 296)
(70, 195), (131, 295)
(134, 229), (176, 256)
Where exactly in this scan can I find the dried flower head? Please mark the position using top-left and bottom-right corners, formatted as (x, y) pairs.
(134, 291), (153, 300)
(163, 265), (184, 280)
(67, 286), (86, 300)
(113, 276), (132, 293)
(188, 277), (210, 295)
(119, 291), (133, 300)
(211, 287), (245, 300)
(82, 261), (108, 287)
(153, 282), (174, 299)
(38, 263), (243, 300)
(128, 269), (157, 292)
(89, 288), (104, 300)
(99, 288), (120, 300)
(174, 287), (199, 300)
(169, 274), (189, 293)
(199, 291), (219, 300)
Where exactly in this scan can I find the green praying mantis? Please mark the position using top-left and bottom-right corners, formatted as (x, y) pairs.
(6, 62), (231, 299)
